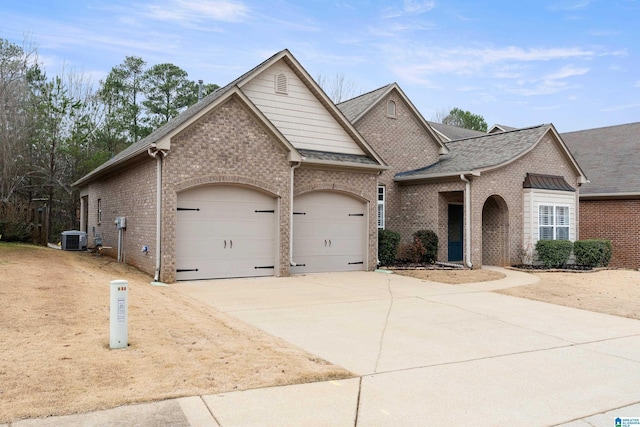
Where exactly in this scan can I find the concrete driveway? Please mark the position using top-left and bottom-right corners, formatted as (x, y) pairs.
(168, 268), (640, 426)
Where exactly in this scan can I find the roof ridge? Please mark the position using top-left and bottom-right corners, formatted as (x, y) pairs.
(337, 83), (393, 105)
(447, 123), (548, 144)
(562, 121), (640, 135)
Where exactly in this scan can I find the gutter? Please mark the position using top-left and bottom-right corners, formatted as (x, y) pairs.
(148, 146), (168, 281)
(460, 174), (473, 269)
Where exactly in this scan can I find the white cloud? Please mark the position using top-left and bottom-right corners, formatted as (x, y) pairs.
(382, 0), (435, 18)
(403, 0), (436, 14)
(547, 0), (593, 11)
(144, 0), (249, 25)
(602, 103), (640, 112)
(387, 45), (595, 79)
(635, 81), (640, 88)
(544, 66), (589, 80)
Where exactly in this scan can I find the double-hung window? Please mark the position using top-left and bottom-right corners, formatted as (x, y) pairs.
(539, 205), (569, 240)
(377, 186), (385, 229)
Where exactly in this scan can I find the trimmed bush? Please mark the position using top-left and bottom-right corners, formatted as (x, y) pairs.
(574, 239), (612, 268)
(535, 240), (573, 268)
(396, 242), (421, 264)
(378, 229), (401, 266)
(413, 229), (438, 264)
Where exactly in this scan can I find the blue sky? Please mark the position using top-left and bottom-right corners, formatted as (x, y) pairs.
(2, 0), (638, 132)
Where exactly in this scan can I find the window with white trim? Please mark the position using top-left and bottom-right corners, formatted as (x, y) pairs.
(97, 199), (102, 224)
(539, 205), (569, 240)
(377, 185), (385, 229)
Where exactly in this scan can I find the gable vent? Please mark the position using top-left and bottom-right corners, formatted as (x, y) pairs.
(275, 73), (288, 94)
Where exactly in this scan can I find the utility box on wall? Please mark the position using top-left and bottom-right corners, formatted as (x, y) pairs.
(115, 216), (126, 229)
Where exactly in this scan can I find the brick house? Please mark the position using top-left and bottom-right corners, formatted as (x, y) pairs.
(75, 51), (589, 280)
(562, 122), (640, 268)
(74, 50), (386, 282)
(338, 84), (587, 267)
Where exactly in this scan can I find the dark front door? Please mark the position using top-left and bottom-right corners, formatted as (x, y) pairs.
(448, 204), (464, 261)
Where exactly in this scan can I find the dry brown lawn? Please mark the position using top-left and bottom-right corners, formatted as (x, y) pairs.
(0, 243), (351, 423)
(393, 268), (506, 284)
(394, 267), (640, 321)
(498, 269), (640, 320)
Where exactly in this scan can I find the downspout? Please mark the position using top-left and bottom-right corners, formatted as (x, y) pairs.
(460, 174), (473, 268)
(289, 161), (302, 266)
(148, 147), (168, 281)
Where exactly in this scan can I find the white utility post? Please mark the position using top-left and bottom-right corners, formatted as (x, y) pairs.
(109, 279), (128, 349)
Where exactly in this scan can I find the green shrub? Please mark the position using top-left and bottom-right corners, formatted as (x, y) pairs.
(573, 239), (612, 268)
(0, 221), (30, 242)
(413, 229), (438, 264)
(378, 229), (401, 266)
(535, 240), (573, 268)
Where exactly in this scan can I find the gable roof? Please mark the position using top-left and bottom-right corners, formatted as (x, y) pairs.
(396, 124), (587, 182)
(74, 49), (385, 187)
(562, 122), (640, 198)
(488, 124), (517, 133)
(427, 121), (485, 142)
(337, 84), (449, 154)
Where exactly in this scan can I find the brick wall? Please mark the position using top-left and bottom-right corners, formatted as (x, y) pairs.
(351, 89), (443, 239)
(84, 159), (158, 276)
(579, 199), (640, 268)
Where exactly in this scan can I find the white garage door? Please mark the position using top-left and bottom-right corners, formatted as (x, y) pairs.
(291, 191), (367, 274)
(176, 186), (276, 280)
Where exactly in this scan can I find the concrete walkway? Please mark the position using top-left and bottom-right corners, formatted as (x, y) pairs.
(9, 268), (640, 426)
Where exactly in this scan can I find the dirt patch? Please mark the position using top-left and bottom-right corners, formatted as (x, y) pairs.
(392, 268), (506, 284)
(497, 269), (640, 320)
(0, 243), (351, 423)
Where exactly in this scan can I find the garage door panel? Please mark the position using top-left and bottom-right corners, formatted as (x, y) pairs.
(177, 257), (274, 281)
(291, 255), (362, 273)
(178, 218), (273, 240)
(177, 185), (276, 280)
(292, 191), (366, 274)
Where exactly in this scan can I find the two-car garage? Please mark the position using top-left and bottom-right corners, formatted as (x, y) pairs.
(176, 186), (367, 280)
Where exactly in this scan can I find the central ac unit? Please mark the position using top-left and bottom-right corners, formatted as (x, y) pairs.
(61, 230), (88, 251)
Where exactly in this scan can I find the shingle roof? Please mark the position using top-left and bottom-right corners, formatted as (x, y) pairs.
(427, 121), (485, 141)
(336, 85), (392, 122)
(74, 49), (385, 187)
(396, 124), (551, 180)
(488, 124), (517, 133)
(562, 122), (640, 196)
(298, 149), (379, 165)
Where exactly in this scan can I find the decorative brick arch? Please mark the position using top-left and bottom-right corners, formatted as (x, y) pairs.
(482, 194), (510, 266)
(174, 174), (282, 198)
(294, 182), (372, 203)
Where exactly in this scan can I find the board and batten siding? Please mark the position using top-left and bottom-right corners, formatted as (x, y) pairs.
(523, 188), (577, 249)
(241, 61), (366, 155)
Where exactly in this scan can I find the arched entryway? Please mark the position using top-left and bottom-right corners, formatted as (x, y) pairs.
(482, 195), (509, 266)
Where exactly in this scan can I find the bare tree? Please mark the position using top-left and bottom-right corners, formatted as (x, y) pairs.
(316, 72), (361, 103)
(430, 107), (451, 124)
(0, 38), (38, 204)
